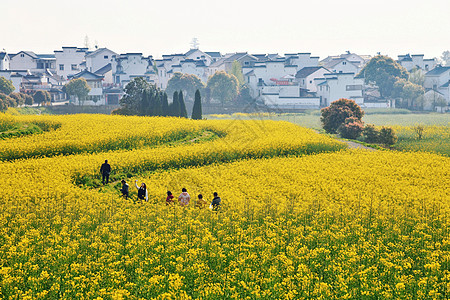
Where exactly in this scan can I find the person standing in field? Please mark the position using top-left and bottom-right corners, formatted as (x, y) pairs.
(120, 180), (129, 199)
(100, 160), (111, 185)
(135, 180), (148, 203)
(210, 192), (221, 211)
(178, 188), (190, 207)
(196, 194), (207, 208)
(166, 191), (174, 205)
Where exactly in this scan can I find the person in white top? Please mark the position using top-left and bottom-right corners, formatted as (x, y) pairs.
(178, 188), (190, 207)
(135, 180), (148, 203)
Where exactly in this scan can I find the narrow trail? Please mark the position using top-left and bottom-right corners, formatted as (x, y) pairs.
(339, 139), (377, 151)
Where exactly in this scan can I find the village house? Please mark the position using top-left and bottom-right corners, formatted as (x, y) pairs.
(397, 54), (437, 72)
(85, 47), (117, 74)
(111, 53), (157, 87)
(9, 51), (56, 73)
(295, 66), (330, 92)
(54, 47), (88, 79)
(315, 73), (364, 107)
(0, 52), (10, 70)
(424, 65), (450, 109)
(68, 70), (105, 105)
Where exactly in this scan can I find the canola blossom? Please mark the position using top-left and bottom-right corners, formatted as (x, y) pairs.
(0, 114), (448, 299)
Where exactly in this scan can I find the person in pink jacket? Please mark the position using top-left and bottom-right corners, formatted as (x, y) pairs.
(178, 188), (190, 207)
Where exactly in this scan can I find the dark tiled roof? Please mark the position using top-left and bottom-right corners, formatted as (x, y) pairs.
(69, 70), (104, 80)
(185, 49), (200, 57)
(426, 66), (450, 76)
(94, 63), (112, 75)
(441, 81), (450, 88)
(205, 52), (221, 57)
(36, 54), (55, 59)
(295, 67), (324, 78)
(0, 52), (7, 60)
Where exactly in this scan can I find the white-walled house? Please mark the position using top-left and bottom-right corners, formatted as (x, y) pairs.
(285, 53), (319, 71)
(68, 70), (105, 105)
(295, 66), (330, 92)
(184, 49), (213, 66)
(85, 48), (117, 74)
(315, 73), (364, 107)
(424, 66), (450, 109)
(9, 51), (56, 73)
(259, 84), (320, 109)
(54, 47), (88, 79)
(0, 52), (10, 70)
(398, 54), (436, 72)
(111, 53), (157, 87)
(323, 58), (360, 74)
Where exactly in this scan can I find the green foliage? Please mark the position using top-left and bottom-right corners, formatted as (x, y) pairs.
(338, 117), (364, 139)
(320, 98), (364, 134)
(441, 50), (450, 66)
(379, 127), (398, 146)
(65, 78), (91, 105)
(414, 125), (424, 140)
(166, 72), (205, 100)
(0, 77), (15, 95)
(9, 92), (27, 106)
(236, 84), (255, 105)
(229, 60), (245, 86)
(24, 94), (34, 106)
(191, 89), (202, 120)
(0, 93), (17, 111)
(162, 93), (169, 116)
(393, 78), (425, 109)
(408, 68), (425, 87)
(118, 77), (168, 116)
(33, 91), (51, 106)
(178, 90), (188, 118)
(358, 55), (408, 98)
(362, 124), (380, 143)
(207, 71), (239, 106)
(170, 91), (180, 117)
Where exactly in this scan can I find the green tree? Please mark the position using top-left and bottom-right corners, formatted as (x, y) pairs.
(178, 90), (187, 118)
(33, 90), (51, 107)
(207, 71), (239, 106)
(393, 78), (424, 109)
(65, 78), (91, 105)
(9, 92), (26, 106)
(191, 89), (202, 120)
(162, 93), (169, 116)
(408, 68), (425, 87)
(441, 50), (450, 66)
(0, 77), (15, 95)
(166, 72), (205, 100)
(170, 91), (180, 117)
(321, 98), (364, 134)
(24, 94), (33, 106)
(358, 55), (408, 98)
(229, 60), (245, 86)
(0, 93), (15, 111)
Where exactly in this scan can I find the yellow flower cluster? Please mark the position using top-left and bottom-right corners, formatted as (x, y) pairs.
(0, 114), (448, 299)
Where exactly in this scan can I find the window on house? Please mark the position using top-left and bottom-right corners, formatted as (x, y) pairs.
(104, 55), (108, 59)
(310, 80), (312, 84)
(20, 54), (24, 58)
(346, 85), (363, 91)
(37, 62), (44, 69)
(71, 64), (78, 71)
(59, 64), (64, 71)
(425, 65), (429, 71)
(343, 61), (347, 65)
(244, 61), (249, 65)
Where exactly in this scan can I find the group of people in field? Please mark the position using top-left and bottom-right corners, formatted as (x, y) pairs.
(100, 160), (221, 210)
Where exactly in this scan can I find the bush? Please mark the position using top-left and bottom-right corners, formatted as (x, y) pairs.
(338, 117), (364, 139)
(363, 124), (380, 143)
(379, 127), (398, 146)
(321, 98), (364, 134)
(0, 113), (16, 131)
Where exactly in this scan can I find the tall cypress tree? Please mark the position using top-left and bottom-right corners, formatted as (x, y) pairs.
(171, 91), (180, 117)
(162, 92), (169, 116)
(191, 89), (202, 120)
(141, 89), (149, 116)
(154, 92), (163, 116)
(179, 90), (188, 118)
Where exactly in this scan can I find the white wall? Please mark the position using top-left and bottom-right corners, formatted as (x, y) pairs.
(9, 53), (35, 71)
(86, 48), (117, 73)
(55, 47), (88, 79)
(316, 73), (364, 106)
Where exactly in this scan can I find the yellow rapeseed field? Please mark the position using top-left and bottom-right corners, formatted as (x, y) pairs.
(0, 114), (448, 299)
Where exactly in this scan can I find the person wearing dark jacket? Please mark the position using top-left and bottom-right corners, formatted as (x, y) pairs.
(210, 192), (221, 211)
(120, 180), (129, 199)
(135, 180), (148, 203)
(100, 160), (111, 184)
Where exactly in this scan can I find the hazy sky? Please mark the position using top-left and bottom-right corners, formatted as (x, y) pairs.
(2, 0), (449, 60)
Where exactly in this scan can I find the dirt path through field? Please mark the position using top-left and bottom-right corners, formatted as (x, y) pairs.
(339, 139), (377, 151)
